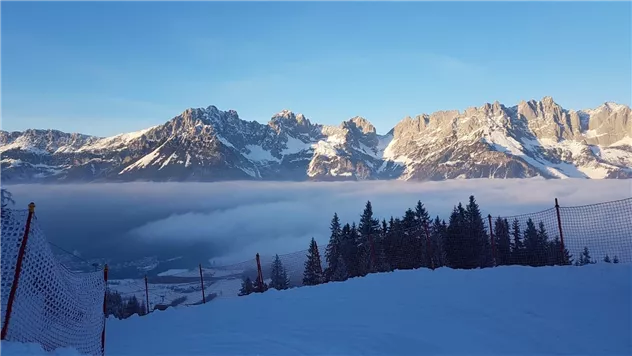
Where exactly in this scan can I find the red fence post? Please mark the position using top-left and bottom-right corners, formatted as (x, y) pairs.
(199, 264), (206, 304)
(554, 198), (567, 265)
(144, 275), (150, 313)
(488, 214), (496, 266)
(101, 264), (108, 356)
(255, 253), (264, 292)
(423, 221), (434, 270)
(1, 202), (36, 340)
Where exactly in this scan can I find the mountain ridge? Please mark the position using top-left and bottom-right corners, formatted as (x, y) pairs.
(2, 97), (631, 183)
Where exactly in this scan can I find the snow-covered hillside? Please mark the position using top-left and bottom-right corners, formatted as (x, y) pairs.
(3, 264), (630, 355)
(1, 97), (631, 182)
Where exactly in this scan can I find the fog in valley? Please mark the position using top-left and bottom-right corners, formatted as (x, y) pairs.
(5, 179), (631, 276)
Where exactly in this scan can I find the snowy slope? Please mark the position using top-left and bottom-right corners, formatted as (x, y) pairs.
(5, 264), (630, 356)
(107, 264), (632, 356)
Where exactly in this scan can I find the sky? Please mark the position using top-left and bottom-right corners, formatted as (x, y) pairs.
(2, 1), (631, 137)
(5, 179), (631, 271)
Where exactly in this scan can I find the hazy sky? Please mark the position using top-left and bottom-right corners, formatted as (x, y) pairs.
(5, 179), (631, 266)
(2, 2), (631, 136)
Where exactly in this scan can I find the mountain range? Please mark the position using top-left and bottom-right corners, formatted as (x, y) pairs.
(1, 96), (631, 183)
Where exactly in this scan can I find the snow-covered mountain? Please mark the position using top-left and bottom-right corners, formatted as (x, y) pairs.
(1, 97), (631, 183)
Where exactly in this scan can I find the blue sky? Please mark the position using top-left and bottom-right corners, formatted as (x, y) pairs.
(2, 2), (630, 136)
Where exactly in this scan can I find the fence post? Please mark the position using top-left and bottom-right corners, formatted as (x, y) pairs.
(1, 202), (35, 340)
(423, 221), (434, 270)
(144, 275), (150, 314)
(554, 198), (567, 265)
(199, 264), (206, 304)
(255, 253), (264, 292)
(488, 214), (496, 266)
(101, 264), (108, 356)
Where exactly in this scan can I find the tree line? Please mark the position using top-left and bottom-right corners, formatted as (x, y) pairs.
(239, 195), (620, 295)
(105, 290), (148, 319)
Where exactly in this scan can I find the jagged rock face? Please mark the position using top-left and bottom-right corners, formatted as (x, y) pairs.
(1, 97), (631, 183)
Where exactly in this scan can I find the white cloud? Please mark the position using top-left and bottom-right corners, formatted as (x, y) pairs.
(9, 179), (628, 264)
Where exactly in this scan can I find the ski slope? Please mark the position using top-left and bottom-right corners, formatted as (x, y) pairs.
(3, 264), (631, 356)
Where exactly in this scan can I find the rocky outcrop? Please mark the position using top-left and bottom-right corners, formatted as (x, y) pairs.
(1, 97), (631, 182)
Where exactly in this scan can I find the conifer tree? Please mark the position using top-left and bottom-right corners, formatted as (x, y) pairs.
(534, 222), (551, 266)
(430, 216), (447, 268)
(510, 218), (524, 265)
(415, 201), (432, 268)
(547, 236), (572, 266)
(399, 208), (421, 270)
(331, 255), (349, 282)
(324, 213), (342, 281)
(105, 290), (125, 319)
(522, 218), (540, 266)
(1, 189), (14, 208)
(124, 295), (142, 317)
(303, 238), (324, 285)
(445, 204), (466, 268)
(358, 201), (380, 274)
(269, 254), (290, 290)
(579, 246), (594, 266)
(613, 255), (620, 264)
(139, 300), (147, 316)
(603, 254), (611, 263)
(465, 196), (493, 269)
(239, 277), (254, 296)
(493, 217), (511, 266)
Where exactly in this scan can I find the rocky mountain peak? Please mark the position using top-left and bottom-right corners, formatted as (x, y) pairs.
(1, 98), (630, 183)
(268, 110), (313, 134)
(344, 116), (376, 135)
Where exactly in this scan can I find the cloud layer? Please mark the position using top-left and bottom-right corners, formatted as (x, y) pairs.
(5, 179), (631, 265)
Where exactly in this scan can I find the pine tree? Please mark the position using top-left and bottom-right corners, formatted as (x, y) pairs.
(533, 221), (549, 266)
(493, 217), (511, 266)
(465, 196), (493, 269)
(547, 236), (573, 266)
(579, 246), (594, 266)
(124, 295), (141, 317)
(429, 216), (447, 268)
(238, 277), (254, 296)
(139, 300), (147, 316)
(358, 201), (381, 274)
(510, 218), (524, 265)
(604, 254), (611, 263)
(331, 255), (349, 282)
(613, 255), (620, 264)
(415, 201), (432, 268)
(324, 213), (342, 281)
(105, 290), (125, 319)
(399, 208), (421, 270)
(522, 218), (540, 266)
(445, 204), (466, 269)
(1, 189), (14, 208)
(269, 254), (290, 290)
(303, 238), (324, 286)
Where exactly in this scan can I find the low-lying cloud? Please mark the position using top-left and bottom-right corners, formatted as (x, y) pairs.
(5, 178), (631, 265)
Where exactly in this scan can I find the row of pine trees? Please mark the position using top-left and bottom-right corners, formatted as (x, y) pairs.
(106, 290), (148, 319)
(239, 195), (620, 295)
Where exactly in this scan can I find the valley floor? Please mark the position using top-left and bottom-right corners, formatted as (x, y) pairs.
(3, 264), (631, 356)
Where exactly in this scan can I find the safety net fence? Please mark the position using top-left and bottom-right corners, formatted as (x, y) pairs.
(1, 205), (106, 356)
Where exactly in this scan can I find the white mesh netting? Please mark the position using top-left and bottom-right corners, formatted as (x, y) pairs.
(1, 208), (106, 356)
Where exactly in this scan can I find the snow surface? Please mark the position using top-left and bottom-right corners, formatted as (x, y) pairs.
(109, 264), (631, 355)
(244, 144), (278, 162)
(156, 269), (189, 277)
(5, 264), (629, 356)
